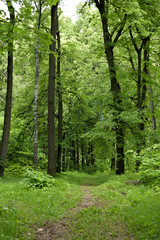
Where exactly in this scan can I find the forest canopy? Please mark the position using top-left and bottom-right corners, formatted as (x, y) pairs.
(0, 0), (160, 178)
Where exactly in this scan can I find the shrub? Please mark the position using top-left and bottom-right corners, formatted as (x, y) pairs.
(140, 144), (160, 188)
(21, 169), (55, 188)
(5, 164), (32, 176)
(5, 164), (26, 176)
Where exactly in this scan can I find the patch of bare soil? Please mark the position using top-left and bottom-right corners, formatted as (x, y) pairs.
(72, 186), (101, 211)
(35, 218), (68, 240)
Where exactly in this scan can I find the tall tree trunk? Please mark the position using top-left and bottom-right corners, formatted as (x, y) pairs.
(81, 142), (85, 170)
(57, 15), (62, 173)
(0, 0), (15, 177)
(95, 0), (126, 174)
(76, 140), (79, 170)
(90, 144), (95, 167)
(136, 50), (143, 169)
(86, 142), (91, 167)
(143, 37), (156, 131)
(62, 146), (66, 172)
(129, 30), (148, 170)
(111, 143), (116, 170)
(48, 3), (57, 176)
(62, 133), (66, 172)
(71, 141), (76, 170)
(149, 85), (156, 130)
(33, 0), (42, 168)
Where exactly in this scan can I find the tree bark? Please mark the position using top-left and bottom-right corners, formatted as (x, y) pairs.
(33, 0), (42, 168)
(48, 3), (57, 176)
(57, 15), (62, 173)
(0, 0), (15, 177)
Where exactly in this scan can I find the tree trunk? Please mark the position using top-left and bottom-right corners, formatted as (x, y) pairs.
(86, 142), (91, 167)
(33, 0), (42, 168)
(111, 143), (116, 171)
(76, 140), (79, 170)
(62, 138), (66, 172)
(0, 0), (15, 177)
(129, 30), (148, 170)
(95, 0), (126, 174)
(71, 141), (76, 170)
(90, 144), (95, 167)
(48, 3), (57, 176)
(57, 16), (62, 173)
(143, 37), (156, 131)
(149, 85), (156, 130)
(81, 143), (85, 170)
(136, 50), (143, 170)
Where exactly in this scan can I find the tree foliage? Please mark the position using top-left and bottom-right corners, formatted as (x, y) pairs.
(0, 0), (160, 176)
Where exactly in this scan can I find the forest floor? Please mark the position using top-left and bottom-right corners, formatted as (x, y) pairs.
(1, 172), (160, 240)
(35, 184), (135, 240)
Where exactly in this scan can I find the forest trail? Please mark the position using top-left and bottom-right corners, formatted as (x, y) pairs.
(35, 186), (99, 240)
(35, 184), (135, 240)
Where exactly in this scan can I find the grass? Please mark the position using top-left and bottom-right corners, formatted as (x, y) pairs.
(92, 173), (160, 240)
(56, 171), (114, 186)
(68, 205), (134, 240)
(0, 173), (82, 240)
(1, 171), (160, 240)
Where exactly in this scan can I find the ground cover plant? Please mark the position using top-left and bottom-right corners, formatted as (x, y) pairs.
(0, 0), (160, 239)
(92, 173), (160, 240)
(1, 172), (160, 240)
(0, 173), (82, 240)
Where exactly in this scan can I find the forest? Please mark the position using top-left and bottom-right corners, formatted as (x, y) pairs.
(0, 0), (160, 239)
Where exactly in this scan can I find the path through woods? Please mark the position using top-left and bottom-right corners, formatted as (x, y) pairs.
(35, 184), (135, 240)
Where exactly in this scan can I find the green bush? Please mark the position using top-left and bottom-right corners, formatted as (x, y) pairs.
(5, 164), (26, 176)
(22, 169), (55, 188)
(140, 144), (160, 188)
(5, 163), (32, 176)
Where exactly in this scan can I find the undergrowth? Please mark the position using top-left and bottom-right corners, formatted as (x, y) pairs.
(0, 173), (82, 240)
(92, 173), (160, 240)
(1, 171), (160, 240)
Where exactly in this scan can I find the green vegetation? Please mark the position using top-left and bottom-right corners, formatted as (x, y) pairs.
(0, 173), (82, 240)
(1, 172), (160, 240)
(0, 0), (160, 239)
(92, 174), (160, 240)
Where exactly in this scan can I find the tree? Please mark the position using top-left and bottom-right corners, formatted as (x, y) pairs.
(57, 12), (62, 173)
(48, 2), (58, 176)
(33, 0), (43, 168)
(94, 0), (127, 174)
(0, 0), (15, 176)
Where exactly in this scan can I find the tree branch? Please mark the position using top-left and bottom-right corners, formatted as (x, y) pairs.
(127, 47), (136, 71)
(129, 27), (139, 53)
(113, 14), (127, 43)
(0, 96), (5, 104)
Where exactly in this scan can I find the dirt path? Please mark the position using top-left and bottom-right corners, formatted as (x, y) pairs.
(34, 186), (135, 240)
(34, 186), (98, 240)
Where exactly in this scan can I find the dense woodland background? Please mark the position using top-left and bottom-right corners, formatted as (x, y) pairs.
(1, 1), (160, 239)
(0, 0), (160, 179)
